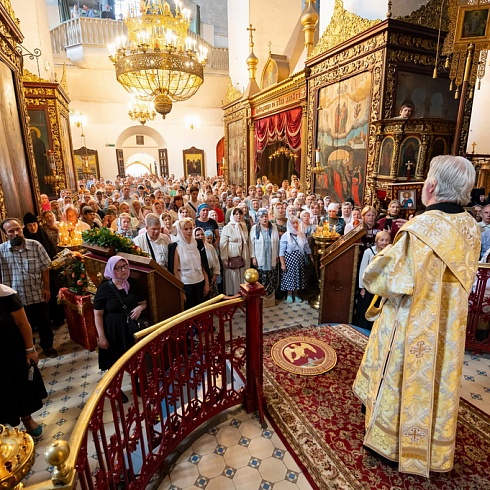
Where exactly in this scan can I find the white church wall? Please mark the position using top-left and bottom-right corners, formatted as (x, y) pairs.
(12, 0), (55, 81)
(63, 64), (227, 180)
(468, 73), (490, 154)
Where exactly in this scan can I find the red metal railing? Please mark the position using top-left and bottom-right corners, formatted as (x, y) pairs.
(467, 264), (490, 353)
(28, 280), (265, 490)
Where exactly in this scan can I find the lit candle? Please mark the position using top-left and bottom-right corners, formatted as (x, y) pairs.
(315, 149), (321, 164)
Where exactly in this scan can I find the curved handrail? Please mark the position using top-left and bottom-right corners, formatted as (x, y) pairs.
(26, 294), (246, 490)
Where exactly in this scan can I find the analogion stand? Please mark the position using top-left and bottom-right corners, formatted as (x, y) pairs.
(58, 288), (97, 351)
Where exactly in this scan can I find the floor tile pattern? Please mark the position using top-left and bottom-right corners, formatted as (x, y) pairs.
(20, 297), (490, 489)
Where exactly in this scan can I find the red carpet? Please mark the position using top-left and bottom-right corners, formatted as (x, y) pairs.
(263, 324), (490, 489)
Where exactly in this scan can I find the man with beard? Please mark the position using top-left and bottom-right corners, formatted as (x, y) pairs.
(0, 218), (57, 357)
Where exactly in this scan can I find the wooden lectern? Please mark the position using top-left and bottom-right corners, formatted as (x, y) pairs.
(84, 245), (185, 324)
(319, 223), (367, 324)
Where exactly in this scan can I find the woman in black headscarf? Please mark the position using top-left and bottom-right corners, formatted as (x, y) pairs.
(23, 212), (58, 259)
(23, 212), (64, 327)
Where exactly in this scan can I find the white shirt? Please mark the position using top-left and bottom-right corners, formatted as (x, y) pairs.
(133, 233), (171, 269)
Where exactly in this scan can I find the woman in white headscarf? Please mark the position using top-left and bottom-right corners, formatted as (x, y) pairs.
(168, 217), (209, 309)
(250, 208), (280, 305)
(320, 202), (345, 234)
(220, 207), (250, 295)
(279, 216), (313, 303)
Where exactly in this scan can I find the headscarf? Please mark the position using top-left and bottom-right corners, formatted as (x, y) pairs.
(116, 212), (133, 237)
(284, 216), (307, 250)
(273, 202), (286, 220)
(197, 203), (209, 215)
(104, 256), (130, 294)
(255, 208), (272, 239)
(130, 200), (144, 224)
(0, 283), (16, 297)
(257, 208), (268, 219)
(228, 209), (247, 245)
(175, 217), (199, 264)
(194, 226), (205, 238)
(22, 212), (58, 259)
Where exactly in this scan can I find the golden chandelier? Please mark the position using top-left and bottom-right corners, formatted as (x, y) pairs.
(269, 145), (299, 161)
(128, 95), (156, 124)
(109, 0), (207, 119)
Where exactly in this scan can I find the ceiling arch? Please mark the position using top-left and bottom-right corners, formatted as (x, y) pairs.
(115, 125), (166, 148)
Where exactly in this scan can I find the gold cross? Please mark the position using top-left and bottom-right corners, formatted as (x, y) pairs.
(409, 340), (431, 358)
(404, 426), (426, 443)
(247, 24), (256, 46)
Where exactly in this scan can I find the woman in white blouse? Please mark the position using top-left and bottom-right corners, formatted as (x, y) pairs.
(357, 231), (391, 329)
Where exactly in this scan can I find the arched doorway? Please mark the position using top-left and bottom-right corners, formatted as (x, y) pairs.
(257, 142), (299, 184)
(125, 152), (155, 176)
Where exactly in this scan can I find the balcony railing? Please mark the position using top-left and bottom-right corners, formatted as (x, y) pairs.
(50, 18), (229, 71)
(467, 263), (490, 353)
(24, 280), (265, 490)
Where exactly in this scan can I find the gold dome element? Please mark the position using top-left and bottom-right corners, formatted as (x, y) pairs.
(0, 425), (35, 489)
(301, 0), (319, 58)
(153, 93), (173, 119)
(44, 440), (72, 483)
(244, 268), (259, 284)
(246, 24), (259, 82)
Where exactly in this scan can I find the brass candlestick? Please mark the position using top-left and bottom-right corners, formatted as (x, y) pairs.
(0, 425), (35, 489)
(308, 233), (337, 309)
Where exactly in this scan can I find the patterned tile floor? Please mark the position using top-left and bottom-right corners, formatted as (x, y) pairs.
(22, 297), (490, 489)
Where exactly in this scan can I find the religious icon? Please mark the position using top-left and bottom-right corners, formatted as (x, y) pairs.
(183, 146), (205, 179)
(379, 137), (394, 176)
(399, 190), (416, 209)
(455, 6), (490, 44)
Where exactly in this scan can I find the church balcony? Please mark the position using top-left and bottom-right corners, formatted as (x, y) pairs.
(50, 18), (229, 72)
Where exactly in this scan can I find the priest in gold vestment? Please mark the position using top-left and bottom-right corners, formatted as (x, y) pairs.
(353, 155), (481, 478)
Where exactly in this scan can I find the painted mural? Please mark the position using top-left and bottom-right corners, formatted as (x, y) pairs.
(314, 71), (371, 206)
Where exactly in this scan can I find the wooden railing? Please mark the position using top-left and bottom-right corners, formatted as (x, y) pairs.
(50, 18), (229, 71)
(467, 264), (490, 353)
(26, 279), (265, 489)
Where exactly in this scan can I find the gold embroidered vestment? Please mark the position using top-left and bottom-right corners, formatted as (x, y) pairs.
(353, 210), (480, 477)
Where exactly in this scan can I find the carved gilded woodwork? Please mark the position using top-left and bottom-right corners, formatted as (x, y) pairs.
(0, 0), (43, 218)
(223, 70), (307, 188)
(223, 99), (248, 187)
(260, 54), (290, 90)
(371, 118), (456, 196)
(306, 15), (464, 203)
(23, 69), (75, 197)
(306, 29), (385, 197)
(223, 76), (243, 105)
(311, 0), (380, 57)
(397, 0), (450, 32)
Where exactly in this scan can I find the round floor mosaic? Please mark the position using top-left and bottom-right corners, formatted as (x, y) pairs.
(271, 335), (337, 375)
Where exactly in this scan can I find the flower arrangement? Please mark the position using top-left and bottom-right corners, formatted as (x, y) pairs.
(82, 227), (148, 257)
(62, 256), (89, 295)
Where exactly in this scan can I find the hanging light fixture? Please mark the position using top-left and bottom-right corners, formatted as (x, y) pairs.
(128, 95), (156, 125)
(108, 0), (208, 119)
(268, 145), (299, 161)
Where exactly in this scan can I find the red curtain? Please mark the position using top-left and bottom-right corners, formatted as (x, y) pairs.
(254, 107), (302, 156)
(216, 137), (225, 176)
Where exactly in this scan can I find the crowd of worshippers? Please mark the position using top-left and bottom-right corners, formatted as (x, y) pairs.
(3, 172), (489, 344)
(31, 174), (406, 301)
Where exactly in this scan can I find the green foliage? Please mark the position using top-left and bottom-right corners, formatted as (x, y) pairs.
(82, 227), (148, 256)
(62, 256), (89, 295)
